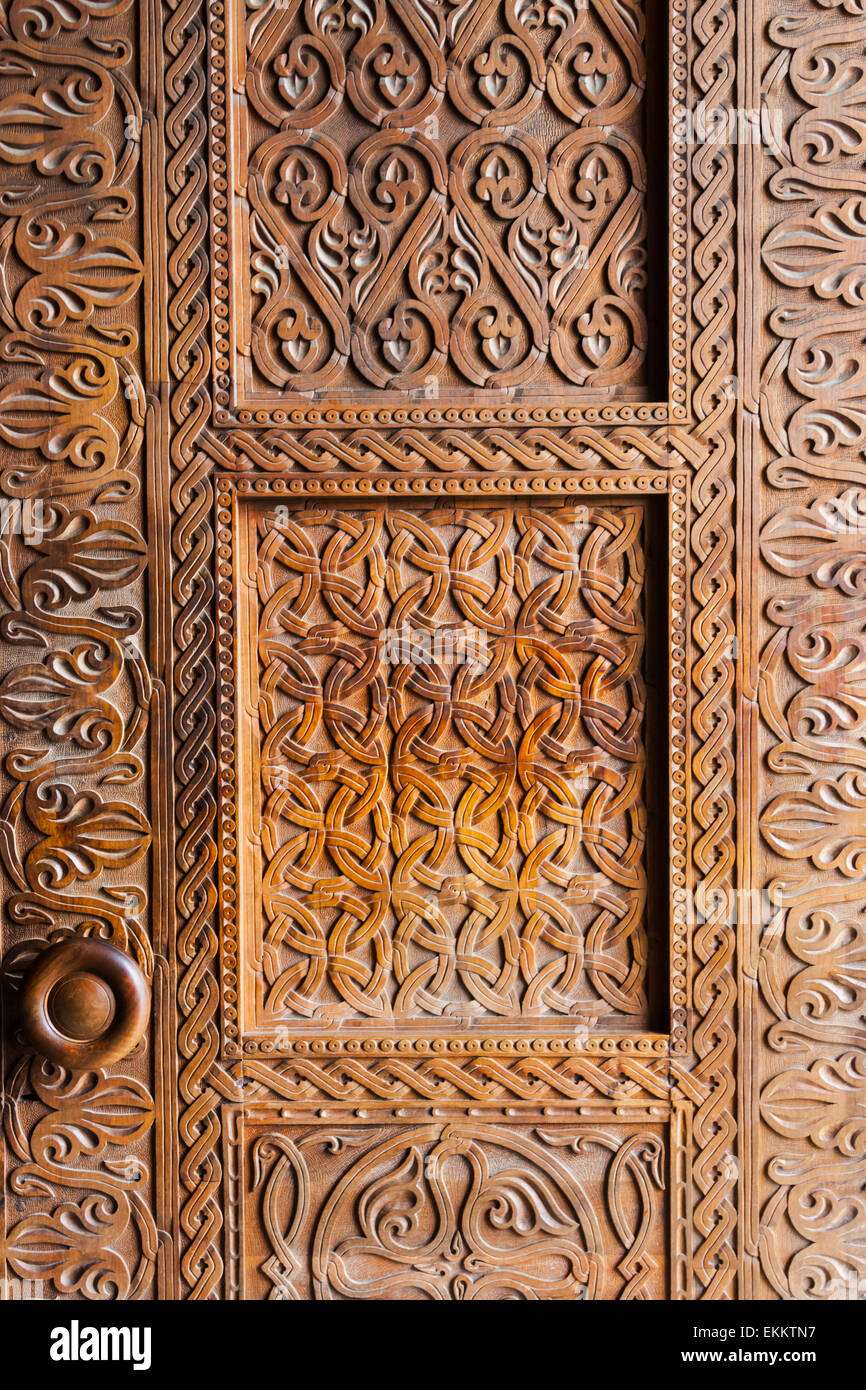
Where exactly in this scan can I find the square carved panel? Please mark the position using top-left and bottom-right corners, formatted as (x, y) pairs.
(210, 0), (679, 421)
(217, 480), (681, 1054)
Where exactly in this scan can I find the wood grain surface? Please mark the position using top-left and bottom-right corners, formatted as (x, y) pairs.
(0, 0), (861, 1302)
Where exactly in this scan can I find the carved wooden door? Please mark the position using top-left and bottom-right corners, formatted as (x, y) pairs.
(0, 0), (860, 1304)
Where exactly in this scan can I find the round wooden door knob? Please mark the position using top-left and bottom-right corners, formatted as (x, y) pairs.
(20, 939), (149, 1068)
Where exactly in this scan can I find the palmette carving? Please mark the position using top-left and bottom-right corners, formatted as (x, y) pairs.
(3, 1059), (156, 1298)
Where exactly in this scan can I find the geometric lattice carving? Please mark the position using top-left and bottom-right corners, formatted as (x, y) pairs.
(242, 498), (651, 1031)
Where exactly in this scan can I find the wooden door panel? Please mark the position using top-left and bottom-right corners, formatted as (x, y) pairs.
(0, 0), (862, 1304)
(226, 0), (653, 406)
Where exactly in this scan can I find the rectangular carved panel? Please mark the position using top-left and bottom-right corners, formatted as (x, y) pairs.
(219, 0), (656, 413)
(242, 1119), (667, 1300)
(229, 494), (662, 1041)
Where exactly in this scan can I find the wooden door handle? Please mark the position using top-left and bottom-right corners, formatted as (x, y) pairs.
(19, 939), (149, 1068)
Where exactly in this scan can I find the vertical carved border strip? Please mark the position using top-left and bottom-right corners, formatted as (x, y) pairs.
(0, 0), (156, 1298)
(143, 0), (181, 1299)
(756, 0), (866, 1300)
(734, 0), (762, 1301)
(670, 1096), (695, 1297)
(222, 1105), (244, 1300)
(688, 0), (738, 1298)
(163, 0), (223, 1298)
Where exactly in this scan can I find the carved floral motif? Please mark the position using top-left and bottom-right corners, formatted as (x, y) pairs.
(249, 1121), (665, 1300)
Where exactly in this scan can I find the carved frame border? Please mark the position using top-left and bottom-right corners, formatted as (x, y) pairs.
(212, 468), (689, 1061)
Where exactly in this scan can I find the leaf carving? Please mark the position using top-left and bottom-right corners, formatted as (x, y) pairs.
(22, 509), (147, 611)
(26, 783), (151, 887)
(5, 1194), (133, 1298)
(760, 489), (866, 593)
(0, 357), (119, 470)
(761, 1053), (866, 1154)
(27, 1059), (154, 1169)
(763, 197), (866, 305)
(15, 220), (143, 330)
(0, 69), (114, 185)
(0, 640), (120, 746)
(761, 771), (866, 874)
(8, 0), (133, 42)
